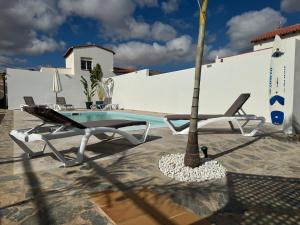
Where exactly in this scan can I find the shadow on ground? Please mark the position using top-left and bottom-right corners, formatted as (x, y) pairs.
(0, 134), (161, 166)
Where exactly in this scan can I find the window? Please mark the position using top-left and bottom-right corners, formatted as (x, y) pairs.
(81, 58), (92, 71)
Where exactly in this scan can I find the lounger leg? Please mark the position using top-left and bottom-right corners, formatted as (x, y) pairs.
(229, 121), (235, 130)
(111, 122), (150, 144)
(231, 119), (247, 136)
(94, 133), (115, 140)
(241, 120), (250, 127)
(242, 117), (265, 137)
(87, 122), (150, 146)
(233, 117), (265, 137)
(64, 132), (92, 167)
(9, 134), (46, 157)
(140, 122), (150, 143)
(42, 139), (72, 166)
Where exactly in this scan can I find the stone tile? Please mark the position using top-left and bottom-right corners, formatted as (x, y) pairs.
(0, 110), (300, 224)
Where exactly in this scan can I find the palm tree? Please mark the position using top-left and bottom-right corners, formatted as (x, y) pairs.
(184, 0), (208, 168)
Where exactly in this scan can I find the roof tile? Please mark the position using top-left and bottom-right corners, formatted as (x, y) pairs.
(64, 44), (115, 58)
(251, 23), (300, 43)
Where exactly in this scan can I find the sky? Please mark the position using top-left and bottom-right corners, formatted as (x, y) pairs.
(0, 0), (300, 73)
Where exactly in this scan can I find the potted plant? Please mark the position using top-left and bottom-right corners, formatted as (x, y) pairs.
(96, 86), (105, 109)
(80, 75), (97, 109)
(90, 64), (104, 109)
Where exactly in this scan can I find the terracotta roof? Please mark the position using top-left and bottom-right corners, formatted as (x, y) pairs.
(113, 67), (136, 75)
(64, 44), (115, 58)
(251, 23), (300, 43)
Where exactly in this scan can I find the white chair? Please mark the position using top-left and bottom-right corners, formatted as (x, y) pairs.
(164, 93), (265, 137)
(11, 106), (150, 167)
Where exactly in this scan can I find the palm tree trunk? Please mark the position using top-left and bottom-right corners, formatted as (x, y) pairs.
(184, 0), (208, 168)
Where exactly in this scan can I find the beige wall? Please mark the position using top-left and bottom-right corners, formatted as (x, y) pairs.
(42, 47), (115, 78)
(73, 47), (114, 78)
(40, 67), (73, 75)
(65, 52), (75, 74)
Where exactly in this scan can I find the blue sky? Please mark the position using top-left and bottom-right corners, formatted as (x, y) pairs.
(0, 0), (300, 73)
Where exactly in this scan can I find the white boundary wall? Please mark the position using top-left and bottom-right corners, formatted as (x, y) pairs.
(293, 40), (300, 133)
(113, 49), (273, 119)
(6, 69), (89, 109)
(113, 38), (298, 128)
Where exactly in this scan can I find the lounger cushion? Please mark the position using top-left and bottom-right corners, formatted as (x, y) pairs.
(224, 93), (250, 116)
(165, 114), (223, 121)
(23, 106), (146, 130)
(165, 114), (225, 132)
(23, 106), (86, 129)
(81, 120), (146, 129)
(164, 93), (251, 132)
(23, 96), (36, 106)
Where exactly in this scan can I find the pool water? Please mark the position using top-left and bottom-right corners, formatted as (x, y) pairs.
(63, 111), (169, 130)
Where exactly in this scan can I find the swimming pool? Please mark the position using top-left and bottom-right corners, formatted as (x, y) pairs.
(63, 111), (168, 130)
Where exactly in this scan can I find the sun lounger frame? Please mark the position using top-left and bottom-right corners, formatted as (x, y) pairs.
(164, 111), (265, 137)
(164, 93), (265, 137)
(10, 106), (150, 167)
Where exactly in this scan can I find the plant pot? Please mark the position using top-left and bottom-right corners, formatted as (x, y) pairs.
(85, 101), (93, 109)
(96, 100), (104, 109)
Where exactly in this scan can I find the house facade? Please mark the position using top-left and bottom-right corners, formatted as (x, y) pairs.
(40, 44), (115, 78)
(7, 44), (116, 109)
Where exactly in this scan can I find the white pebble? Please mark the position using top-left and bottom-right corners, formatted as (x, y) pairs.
(158, 153), (226, 182)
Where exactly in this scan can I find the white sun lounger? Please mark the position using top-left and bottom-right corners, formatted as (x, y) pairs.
(164, 93), (265, 137)
(10, 106), (150, 167)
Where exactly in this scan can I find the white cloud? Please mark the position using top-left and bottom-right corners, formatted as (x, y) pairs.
(0, 56), (13, 67)
(100, 18), (177, 41)
(134, 0), (158, 7)
(207, 48), (237, 62)
(58, 0), (135, 27)
(207, 7), (286, 61)
(0, 0), (179, 60)
(227, 7), (286, 51)
(113, 35), (194, 67)
(0, 55), (27, 71)
(24, 36), (66, 55)
(169, 18), (192, 30)
(59, 0), (178, 41)
(206, 32), (217, 44)
(162, 0), (180, 13)
(151, 22), (177, 41)
(9, 0), (65, 31)
(125, 19), (151, 39)
(0, 1), (66, 56)
(281, 0), (300, 12)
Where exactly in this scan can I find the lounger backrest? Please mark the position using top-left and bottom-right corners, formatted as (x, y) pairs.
(23, 106), (86, 129)
(224, 93), (250, 116)
(24, 96), (35, 106)
(56, 97), (66, 105)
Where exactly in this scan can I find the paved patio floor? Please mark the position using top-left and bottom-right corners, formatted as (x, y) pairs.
(0, 110), (299, 225)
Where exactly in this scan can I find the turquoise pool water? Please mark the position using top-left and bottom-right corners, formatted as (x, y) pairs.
(63, 111), (168, 130)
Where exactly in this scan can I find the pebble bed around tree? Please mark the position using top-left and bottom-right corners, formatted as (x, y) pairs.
(159, 153), (226, 182)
